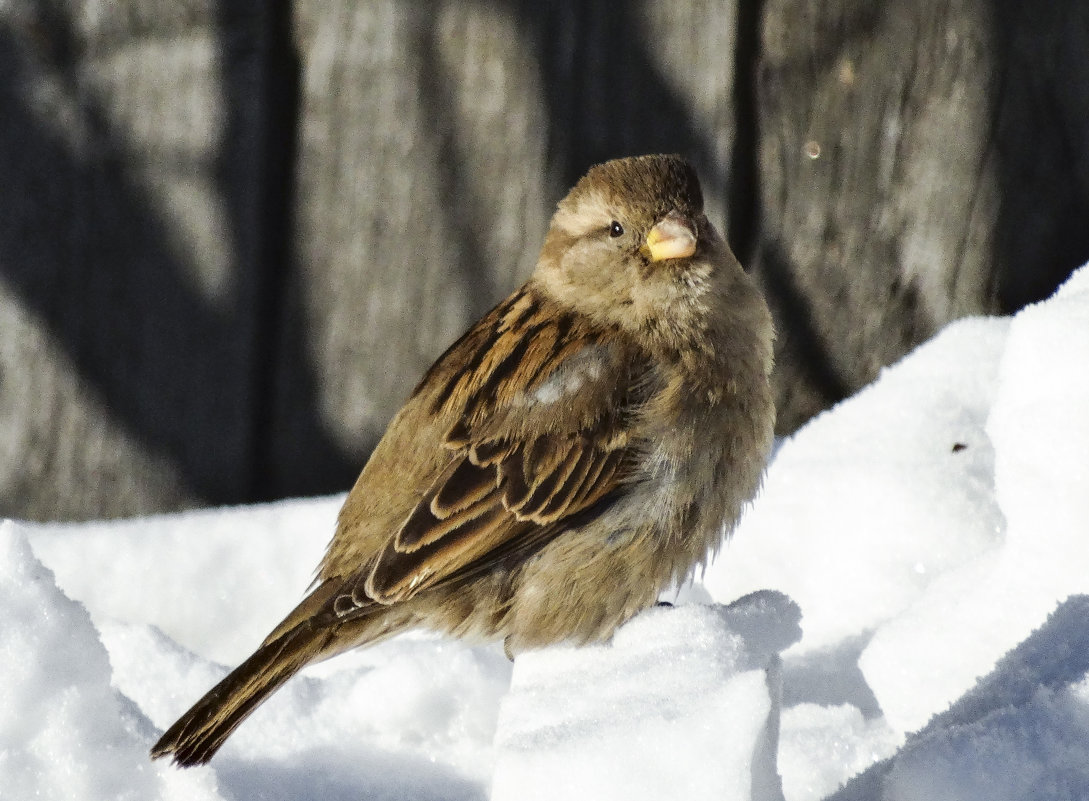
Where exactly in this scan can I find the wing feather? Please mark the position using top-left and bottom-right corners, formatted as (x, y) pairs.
(334, 286), (645, 610)
(429, 459), (498, 520)
(366, 502), (514, 602)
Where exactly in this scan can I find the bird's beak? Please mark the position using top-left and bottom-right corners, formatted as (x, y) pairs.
(646, 210), (697, 261)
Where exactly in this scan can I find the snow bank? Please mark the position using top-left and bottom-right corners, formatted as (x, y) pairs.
(0, 521), (222, 801)
(27, 496), (338, 664)
(875, 596), (1089, 801)
(24, 500), (508, 801)
(701, 315), (1010, 655)
(4, 264), (1089, 800)
(704, 264), (1089, 798)
(860, 265), (1089, 733)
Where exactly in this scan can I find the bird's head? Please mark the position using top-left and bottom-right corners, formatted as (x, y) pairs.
(534, 154), (756, 356)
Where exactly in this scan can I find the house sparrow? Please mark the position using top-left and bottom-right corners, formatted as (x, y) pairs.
(151, 154), (775, 766)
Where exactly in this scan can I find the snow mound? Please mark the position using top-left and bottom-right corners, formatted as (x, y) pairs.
(0, 521), (222, 801)
(492, 592), (800, 801)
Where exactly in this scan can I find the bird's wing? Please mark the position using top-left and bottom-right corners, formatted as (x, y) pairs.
(345, 285), (646, 608)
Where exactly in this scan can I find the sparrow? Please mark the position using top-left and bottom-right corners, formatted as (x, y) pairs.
(151, 154), (775, 766)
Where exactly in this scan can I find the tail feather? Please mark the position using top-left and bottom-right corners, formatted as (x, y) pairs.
(151, 622), (328, 766)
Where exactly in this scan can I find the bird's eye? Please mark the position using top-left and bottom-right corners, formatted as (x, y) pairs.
(609, 220), (624, 238)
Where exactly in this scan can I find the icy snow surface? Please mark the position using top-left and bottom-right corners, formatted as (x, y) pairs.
(7, 264), (1089, 800)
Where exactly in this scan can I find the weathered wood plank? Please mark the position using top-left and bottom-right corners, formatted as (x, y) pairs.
(0, 0), (268, 518)
(756, 0), (1089, 431)
(268, 0), (555, 497)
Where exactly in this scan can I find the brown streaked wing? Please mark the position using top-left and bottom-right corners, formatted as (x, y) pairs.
(507, 437), (589, 523)
(469, 437), (517, 467)
(341, 292), (642, 610)
(361, 426), (629, 606)
(399, 492), (498, 553)
(366, 502), (515, 603)
(429, 458), (498, 520)
(564, 445), (628, 511)
(529, 442), (599, 520)
(420, 287), (559, 420)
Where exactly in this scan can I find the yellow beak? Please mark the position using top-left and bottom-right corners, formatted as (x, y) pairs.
(646, 211), (697, 261)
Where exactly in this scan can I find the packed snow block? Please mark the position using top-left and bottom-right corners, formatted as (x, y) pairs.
(491, 592), (801, 801)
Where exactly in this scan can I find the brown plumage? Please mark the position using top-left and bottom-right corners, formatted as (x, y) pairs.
(151, 154), (775, 767)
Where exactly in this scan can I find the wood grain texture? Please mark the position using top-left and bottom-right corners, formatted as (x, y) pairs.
(266, 0), (555, 498)
(754, 0), (1089, 431)
(0, 0), (268, 517)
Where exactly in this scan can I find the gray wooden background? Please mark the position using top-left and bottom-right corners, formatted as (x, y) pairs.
(2, 0), (1087, 521)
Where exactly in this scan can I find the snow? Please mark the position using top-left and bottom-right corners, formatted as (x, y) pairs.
(492, 593), (800, 801)
(6, 263), (1089, 800)
(0, 524), (221, 801)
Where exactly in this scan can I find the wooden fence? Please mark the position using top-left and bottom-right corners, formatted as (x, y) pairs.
(2, 0), (1087, 519)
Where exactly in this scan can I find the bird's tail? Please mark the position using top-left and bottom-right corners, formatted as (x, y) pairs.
(150, 620), (330, 766)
